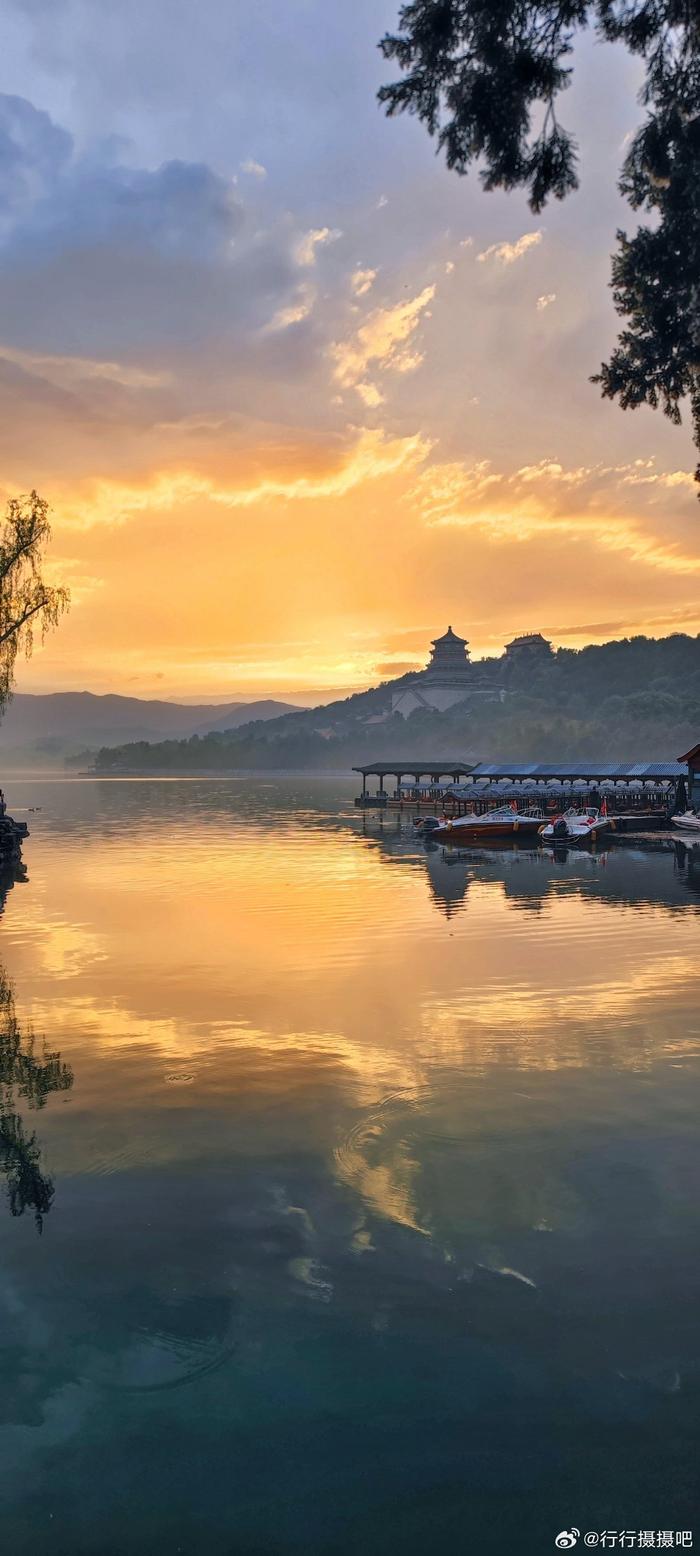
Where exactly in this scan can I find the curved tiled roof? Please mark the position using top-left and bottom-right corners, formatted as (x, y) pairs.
(430, 625), (468, 646)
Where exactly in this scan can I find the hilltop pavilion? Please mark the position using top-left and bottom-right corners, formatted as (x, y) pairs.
(391, 626), (503, 717)
(504, 632), (553, 663)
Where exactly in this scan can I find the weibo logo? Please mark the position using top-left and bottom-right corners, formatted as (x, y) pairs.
(555, 1533), (580, 1550)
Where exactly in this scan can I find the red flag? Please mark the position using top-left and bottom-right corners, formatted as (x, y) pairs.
(601, 797), (607, 817)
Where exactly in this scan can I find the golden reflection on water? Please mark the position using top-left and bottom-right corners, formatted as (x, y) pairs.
(1, 780), (699, 1237)
(1, 784), (699, 1551)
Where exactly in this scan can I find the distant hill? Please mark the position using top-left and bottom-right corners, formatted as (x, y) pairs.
(0, 692), (300, 766)
(90, 634), (700, 773)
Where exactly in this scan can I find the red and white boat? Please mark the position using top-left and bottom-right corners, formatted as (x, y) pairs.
(540, 806), (611, 843)
(428, 804), (545, 843)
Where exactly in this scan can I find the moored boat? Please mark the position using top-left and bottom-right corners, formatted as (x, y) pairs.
(671, 810), (700, 833)
(430, 805), (545, 843)
(540, 807), (611, 843)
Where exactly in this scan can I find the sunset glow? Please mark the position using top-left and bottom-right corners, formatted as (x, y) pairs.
(1, 3), (698, 701)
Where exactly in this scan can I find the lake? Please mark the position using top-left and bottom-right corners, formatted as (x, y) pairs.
(0, 776), (698, 1555)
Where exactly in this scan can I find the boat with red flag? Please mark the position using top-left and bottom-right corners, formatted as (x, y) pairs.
(540, 801), (612, 843)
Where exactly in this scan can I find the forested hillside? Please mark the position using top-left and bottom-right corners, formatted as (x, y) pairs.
(92, 635), (700, 772)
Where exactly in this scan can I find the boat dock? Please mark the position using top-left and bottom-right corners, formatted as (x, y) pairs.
(353, 757), (693, 830)
(354, 761), (474, 807)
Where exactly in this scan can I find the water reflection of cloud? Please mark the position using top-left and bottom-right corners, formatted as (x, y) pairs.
(33, 918), (107, 979)
(4, 796), (700, 1295)
(420, 952), (700, 1073)
(334, 1106), (426, 1235)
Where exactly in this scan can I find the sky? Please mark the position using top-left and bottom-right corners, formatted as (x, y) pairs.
(1, 0), (699, 704)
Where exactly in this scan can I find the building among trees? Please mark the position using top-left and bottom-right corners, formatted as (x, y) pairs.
(504, 632), (553, 664)
(391, 627), (504, 718)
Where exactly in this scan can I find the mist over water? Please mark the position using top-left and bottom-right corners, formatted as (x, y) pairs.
(0, 776), (698, 1554)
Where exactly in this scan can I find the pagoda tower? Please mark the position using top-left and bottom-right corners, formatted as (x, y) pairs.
(425, 626), (471, 680)
(390, 624), (503, 717)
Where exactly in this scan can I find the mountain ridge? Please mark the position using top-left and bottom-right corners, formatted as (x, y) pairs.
(0, 692), (301, 764)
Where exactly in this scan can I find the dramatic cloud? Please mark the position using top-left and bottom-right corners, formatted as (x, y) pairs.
(53, 427), (431, 530)
(331, 283), (435, 401)
(411, 454), (700, 577)
(0, 6), (698, 699)
(477, 231), (543, 265)
(0, 92), (354, 489)
(0, 97), (242, 261)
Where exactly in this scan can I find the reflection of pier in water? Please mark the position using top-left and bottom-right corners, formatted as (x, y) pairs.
(358, 814), (700, 916)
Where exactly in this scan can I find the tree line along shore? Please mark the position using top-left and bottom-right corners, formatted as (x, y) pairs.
(89, 634), (700, 774)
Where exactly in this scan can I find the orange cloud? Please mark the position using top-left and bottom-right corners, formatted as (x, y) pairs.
(331, 283), (436, 402)
(3, 84), (700, 704)
(477, 231), (543, 265)
(411, 456), (700, 578)
(47, 426), (431, 530)
(16, 423), (699, 701)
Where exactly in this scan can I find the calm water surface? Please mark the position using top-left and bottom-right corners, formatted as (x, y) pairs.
(0, 776), (699, 1554)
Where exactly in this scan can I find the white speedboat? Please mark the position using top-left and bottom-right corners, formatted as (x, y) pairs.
(671, 810), (700, 833)
(540, 808), (611, 843)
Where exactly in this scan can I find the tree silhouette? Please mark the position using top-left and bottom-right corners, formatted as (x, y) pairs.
(379, 1), (700, 489)
(0, 971), (73, 1231)
(0, 491), (70, 716)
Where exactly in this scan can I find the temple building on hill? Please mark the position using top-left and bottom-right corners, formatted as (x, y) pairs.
(426, 625), (471, 678)
(505, 631), (553, 663)
(391, 626), (504, 718)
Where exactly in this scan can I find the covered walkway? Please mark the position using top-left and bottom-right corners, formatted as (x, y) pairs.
(354, 758), (687, 812)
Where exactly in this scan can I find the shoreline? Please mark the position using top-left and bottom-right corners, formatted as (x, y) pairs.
(2, 767), (359, 782)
